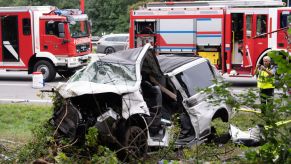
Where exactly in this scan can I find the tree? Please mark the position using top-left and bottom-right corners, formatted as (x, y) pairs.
(85, 0), (142, 36)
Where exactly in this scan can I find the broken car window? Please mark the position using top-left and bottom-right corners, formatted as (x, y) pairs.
(69, 61), (136, 86)
(176, 62), (214, 96)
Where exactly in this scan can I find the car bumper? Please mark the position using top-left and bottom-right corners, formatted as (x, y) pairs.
(56, 54), (102, 68)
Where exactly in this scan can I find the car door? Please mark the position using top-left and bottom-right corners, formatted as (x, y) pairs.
(113, 36), (128, 51)
(173, 60), (217, 138)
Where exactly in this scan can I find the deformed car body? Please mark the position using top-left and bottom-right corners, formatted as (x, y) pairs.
(52, 44), (232, 156)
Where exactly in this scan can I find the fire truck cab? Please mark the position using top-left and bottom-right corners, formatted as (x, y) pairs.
(0, 6), (92, 81)
(130, 0), (291, 77)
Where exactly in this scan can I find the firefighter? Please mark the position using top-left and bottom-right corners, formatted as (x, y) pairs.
(255, 56), (276, 107)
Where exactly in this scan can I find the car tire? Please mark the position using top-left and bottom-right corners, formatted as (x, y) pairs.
(104, 47), (115, 54)
(122, 126), (148, 161)
(33, 60), (56, 82)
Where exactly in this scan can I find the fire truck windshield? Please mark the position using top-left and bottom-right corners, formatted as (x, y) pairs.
(69, 21), (89, 38)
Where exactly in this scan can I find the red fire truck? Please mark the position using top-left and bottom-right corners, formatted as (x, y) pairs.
(0, 6), (92, 81)
(129, 0), (291, 77)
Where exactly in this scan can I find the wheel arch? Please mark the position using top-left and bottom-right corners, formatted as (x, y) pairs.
(125, 114), (148, 131)
(28, 52), (57, 74)
(255, 48), (285, 66)
(212, 108), (229, 122)
(32, 59), (57, 82)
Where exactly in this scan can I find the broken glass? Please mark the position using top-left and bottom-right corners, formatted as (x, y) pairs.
(69, 61), (136, 86)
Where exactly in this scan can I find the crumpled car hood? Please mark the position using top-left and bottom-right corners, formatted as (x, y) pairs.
(56, 44), (152, 99)
(56, 81), (138, 98)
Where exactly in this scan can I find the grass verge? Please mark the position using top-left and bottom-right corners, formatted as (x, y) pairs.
(1, 103), (288, 163)
(0, 103), (52, 143)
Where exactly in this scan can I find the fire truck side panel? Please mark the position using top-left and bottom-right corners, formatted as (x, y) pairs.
(157, 19), (196, 52)
(0, 11), (33, 69)
(131, 2), (291, 77)
(196, 18), (222, 46)
(196, 18), (223, 66)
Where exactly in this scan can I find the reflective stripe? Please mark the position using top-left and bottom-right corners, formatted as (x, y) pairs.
(257, 68), (274, 89)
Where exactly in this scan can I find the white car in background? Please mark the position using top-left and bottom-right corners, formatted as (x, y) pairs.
(96, 33), (129, 54)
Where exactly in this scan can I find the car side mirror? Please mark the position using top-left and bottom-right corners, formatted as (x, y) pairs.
(59, 33), (65, 38)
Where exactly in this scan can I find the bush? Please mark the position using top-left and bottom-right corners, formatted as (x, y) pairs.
(17, 122), (54, 163)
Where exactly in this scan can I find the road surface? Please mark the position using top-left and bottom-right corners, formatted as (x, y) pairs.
(0, 71), (65, 104)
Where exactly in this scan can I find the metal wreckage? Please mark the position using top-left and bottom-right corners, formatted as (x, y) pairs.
(51, 43), (237, 157)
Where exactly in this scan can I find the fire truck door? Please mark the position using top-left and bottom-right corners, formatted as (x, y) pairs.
(1, 15), (19, 62)
(253, 15), (268, 63)
(243, 14), (254, 67)
(277, 10), (291, 49)
(41, 21), (68, 55)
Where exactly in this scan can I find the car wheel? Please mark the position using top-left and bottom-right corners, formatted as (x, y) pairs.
(104, 47), (115, 54)
(33, 60), (56, 82)
(122, 126), (148, 161)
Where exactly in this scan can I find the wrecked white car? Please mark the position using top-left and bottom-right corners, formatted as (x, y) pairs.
(51, 44), (232, 157)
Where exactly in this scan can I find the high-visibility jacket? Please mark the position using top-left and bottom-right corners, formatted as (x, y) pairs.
(257, 67), (275, 89)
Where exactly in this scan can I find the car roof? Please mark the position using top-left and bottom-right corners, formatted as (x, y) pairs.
(99, 47), (143, 65)
(103, 33), (129, 37)
(157, 54), (202, 73)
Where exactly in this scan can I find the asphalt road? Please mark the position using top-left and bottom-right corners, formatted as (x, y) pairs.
(0, 71), (66, 104)
(0, 71), (257, 104)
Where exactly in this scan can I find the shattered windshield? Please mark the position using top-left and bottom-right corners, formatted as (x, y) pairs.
(69, 61), (136, 86)
(69, 21), (89, 38)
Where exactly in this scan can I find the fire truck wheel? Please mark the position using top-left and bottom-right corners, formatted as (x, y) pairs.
(104, 47), (115, 54)
(33, 60), (56, 82)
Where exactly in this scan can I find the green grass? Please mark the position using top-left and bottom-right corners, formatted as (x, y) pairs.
(143, 111), (265, 162)
(0, 104), (52, 143)
(0, 103), (288, 163)
(179, 111), (266, 162)
(230, 111), (264, 130)
(211, 110), (263, 136)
